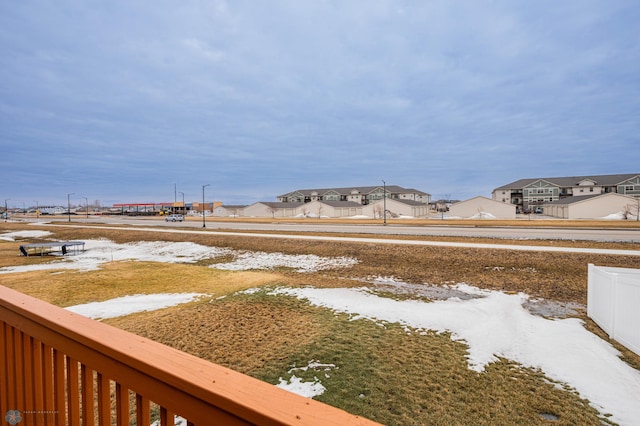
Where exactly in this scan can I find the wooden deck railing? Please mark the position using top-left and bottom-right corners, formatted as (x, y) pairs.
(0, 285), (380, 425)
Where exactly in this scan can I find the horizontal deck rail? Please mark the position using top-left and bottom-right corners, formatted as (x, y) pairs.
(0, 285), (380, 425)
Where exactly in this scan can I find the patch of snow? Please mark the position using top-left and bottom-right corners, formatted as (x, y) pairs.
(65, 293), (209, 320)
(469, 212), (497, 219)
(268, 285), (640, 425)
(0, 239), (356, 274)
(602, 212), (625, 220)
(0, 230), (52, 241)
(211, 251), (358, 273)
(276, 375), (326, 398)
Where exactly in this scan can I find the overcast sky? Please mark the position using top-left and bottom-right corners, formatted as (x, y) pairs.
(1, 1), (638, 207)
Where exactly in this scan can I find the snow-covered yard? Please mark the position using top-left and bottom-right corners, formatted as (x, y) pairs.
(2, 233), (640, 425)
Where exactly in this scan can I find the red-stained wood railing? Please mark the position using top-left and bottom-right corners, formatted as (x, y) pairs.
(0, 285), (380, 426)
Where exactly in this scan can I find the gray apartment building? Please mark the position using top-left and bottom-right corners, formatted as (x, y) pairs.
(492, 173), (640, 213)
(277, 185), (431, 205)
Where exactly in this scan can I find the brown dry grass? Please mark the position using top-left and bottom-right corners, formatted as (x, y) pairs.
(1, 222), (638, 425)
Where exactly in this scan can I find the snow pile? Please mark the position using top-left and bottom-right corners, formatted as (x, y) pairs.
(213, 251), (358, 272)
(469, 211), (497, 219)
(276, 375), (326, 398)
(267, 285), (640, 425)
(276, 361), (336, 398)
(66, 293), (208, 320)
(0, 230), (52, 241)
(0, 239), (357, 274)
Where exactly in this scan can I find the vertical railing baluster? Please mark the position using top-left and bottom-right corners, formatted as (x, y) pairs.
(136, 393), (151, 425)
(115, 383), (129, 426)
(96, 373), (111, 426)
(53, 349), (67, 426)
(42, 344), (55, 426)
(32, 338), (45, 422)
(81, 364), (95, 425)
(23, 334), (34, 421)
(160, 406), (177, 426)
(14, 328), (25, 417)
(67, 356), (81, 425)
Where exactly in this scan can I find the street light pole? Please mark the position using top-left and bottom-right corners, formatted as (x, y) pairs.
(381, 180), (387, 225)
(202, 184), (210, 228)
(67, 193), (74, 222)
(83, 197), (88, 219)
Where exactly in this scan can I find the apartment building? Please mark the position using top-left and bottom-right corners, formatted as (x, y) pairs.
(492, 173), (640, 213)
(277, 185), (431, 205)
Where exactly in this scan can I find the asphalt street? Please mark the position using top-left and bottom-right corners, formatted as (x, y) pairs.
(34, 218), (640, 257)
(46, 216), (640, 243)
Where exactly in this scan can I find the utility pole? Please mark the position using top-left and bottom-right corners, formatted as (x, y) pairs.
(381, 180), (387, 225)
(67, 193), (74, 222)
(202, 184), (210, 228)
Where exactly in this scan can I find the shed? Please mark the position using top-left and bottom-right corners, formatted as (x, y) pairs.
(543, 193), (638, 219)
(300, 201), (364, 218)
(366, 199), (430, 219)
(449, 196), (516, 219)
(243, 202), (300, 218)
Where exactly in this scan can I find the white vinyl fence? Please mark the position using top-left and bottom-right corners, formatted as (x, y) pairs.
(588, 264), (640, 356)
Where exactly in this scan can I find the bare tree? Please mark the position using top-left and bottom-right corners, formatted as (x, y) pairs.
(375, 204), (383, 219)
(624, 199), (640, 221)
(317, 205), (323, 219)
(268, 207), (277, 219)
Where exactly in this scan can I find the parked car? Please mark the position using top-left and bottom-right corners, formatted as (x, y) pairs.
(165, 214), (184, 222)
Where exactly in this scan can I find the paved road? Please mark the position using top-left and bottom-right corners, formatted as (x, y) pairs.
(46, 216), (640, 243)
(39, 222), (640, 257)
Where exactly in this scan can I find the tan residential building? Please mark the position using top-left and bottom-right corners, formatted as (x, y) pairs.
(212, 205), (247, 217)
(449, 196), (516, 219)
(365, 199), (430, 219)
(492, 173), (640, 213)
(243, 202), (301, 218)
(543, 193), (638, 219)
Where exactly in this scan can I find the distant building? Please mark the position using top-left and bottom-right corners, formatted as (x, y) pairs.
(38, 206), (66, 215)
(277, 185), (431, 205)
(543, 193), (637, 219)
(450, 196), (516, 219)
(212, 204), (248, 217)
(492, 173), (640, 213)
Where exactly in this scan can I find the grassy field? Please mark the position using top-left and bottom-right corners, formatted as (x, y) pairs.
(1, 222), (639, 425)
